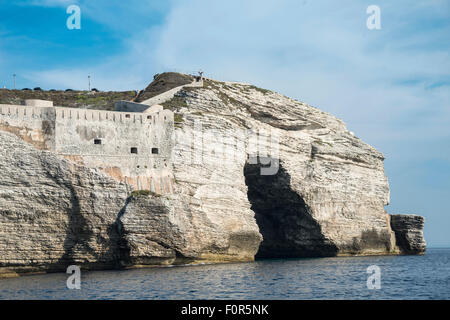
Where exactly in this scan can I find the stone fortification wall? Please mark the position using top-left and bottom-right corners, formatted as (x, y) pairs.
(114, 100), (151, 113)
(0, 104), (56, 150)
(24, 99), (54, 107)
(0, 103), (175, 194)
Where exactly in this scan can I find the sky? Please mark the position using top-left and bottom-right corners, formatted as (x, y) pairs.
(0, 0), (449, 247)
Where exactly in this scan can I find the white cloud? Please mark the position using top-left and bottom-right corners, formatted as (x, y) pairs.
(25, 0), (76, 7)
(28, 0), (449, 148)
(149, 0), (449, 141)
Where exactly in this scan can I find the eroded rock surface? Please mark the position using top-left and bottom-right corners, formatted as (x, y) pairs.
(119, 194), (261, 266)
(390, 214), (426, 254)
(0, 76), (427, 277)
(166, 79), (423, 257)
(0, 131), (128, 277)
(0, 131), (260, 277)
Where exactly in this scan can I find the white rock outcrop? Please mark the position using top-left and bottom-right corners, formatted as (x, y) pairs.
(167, 79), (423, 256)
(0, 130), (260, 277)
(0, 75), (426, 277)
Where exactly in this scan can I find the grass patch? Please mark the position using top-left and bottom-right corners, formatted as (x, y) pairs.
(129, 190), (160, 198)
(174, 112), (184, 128)
(0, 89), (136, 110)
(313, 139), (333, 147)
(202, 79), (245, 106)
(161, 96), (188, 111)
(174, 113), (184, 122)
(203, 79), (225, 89)
(248, 85), (271, 95)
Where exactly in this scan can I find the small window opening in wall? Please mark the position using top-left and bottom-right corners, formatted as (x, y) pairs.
(94, 139), (102, 145)
(164, 116), (167, 120)
(147, 115), (152, 120)
(131, 147), (138, 154)
(125, 114), (131, 118)
(152, 148), (159, 154)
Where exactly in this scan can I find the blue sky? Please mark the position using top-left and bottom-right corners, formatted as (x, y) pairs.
(0, 0), (449, 247)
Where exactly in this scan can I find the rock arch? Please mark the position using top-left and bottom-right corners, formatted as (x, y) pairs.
(244, 160), (338, 258)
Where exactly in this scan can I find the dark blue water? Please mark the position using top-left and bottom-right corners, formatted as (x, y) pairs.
(1, 248), (449, 300)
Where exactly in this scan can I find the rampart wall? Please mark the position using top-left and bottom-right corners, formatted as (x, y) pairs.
(0, 104), (175, 194)
(0, 104), (56, 150)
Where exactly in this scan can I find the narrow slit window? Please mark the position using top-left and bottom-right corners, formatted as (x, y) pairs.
(131, 147), (138, 154)
(94, 139), (102, 145)
(152, 148), (159, 154)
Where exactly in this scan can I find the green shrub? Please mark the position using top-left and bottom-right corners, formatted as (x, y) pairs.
(248, 85), (271, 95)
(162, 96), (188, 110)
(174, 113), (184, 123)
(129, 190), (160, 198)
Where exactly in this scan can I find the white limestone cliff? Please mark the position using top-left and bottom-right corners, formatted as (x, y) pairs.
(0, 75), (426, 277)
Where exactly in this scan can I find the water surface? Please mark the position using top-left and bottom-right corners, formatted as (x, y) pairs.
(1, 248), (449, 299)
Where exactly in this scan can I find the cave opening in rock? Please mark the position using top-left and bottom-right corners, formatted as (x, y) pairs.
(244, 159), (338, 258)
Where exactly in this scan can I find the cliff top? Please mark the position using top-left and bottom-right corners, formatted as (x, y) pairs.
(0, 89), (136, 110)
(0, 72), (196, 110)
(134, 72), (194, 103)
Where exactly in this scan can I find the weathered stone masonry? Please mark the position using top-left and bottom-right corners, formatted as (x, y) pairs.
(0, 100), (175, 194)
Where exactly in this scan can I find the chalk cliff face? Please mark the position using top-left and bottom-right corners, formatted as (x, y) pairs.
(390, 215), (426, 254)
(119, 195), (260, 266)
(0, 130), (260, 277)
(0, 75), (426, 277)
(0, 130), (127, 277)
(168, 79), (400, 257)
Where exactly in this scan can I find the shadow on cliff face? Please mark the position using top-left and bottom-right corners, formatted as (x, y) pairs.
(56, 183), (94, 267)
(111, 196), (132, 267)
(244, 159), (338, 258)
(344, 229), (394, 255)
(41, 161), (122, 272)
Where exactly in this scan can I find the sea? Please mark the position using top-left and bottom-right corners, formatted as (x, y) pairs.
(0, 248), (449, 300)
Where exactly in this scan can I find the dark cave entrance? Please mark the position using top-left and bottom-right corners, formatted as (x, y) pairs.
(244, 159), (338, 258)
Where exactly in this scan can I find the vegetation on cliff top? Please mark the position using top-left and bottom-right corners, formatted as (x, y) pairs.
(0, 73), (274, 113)
(0, 89), (136, 110)
(134, 72), (194, 103)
